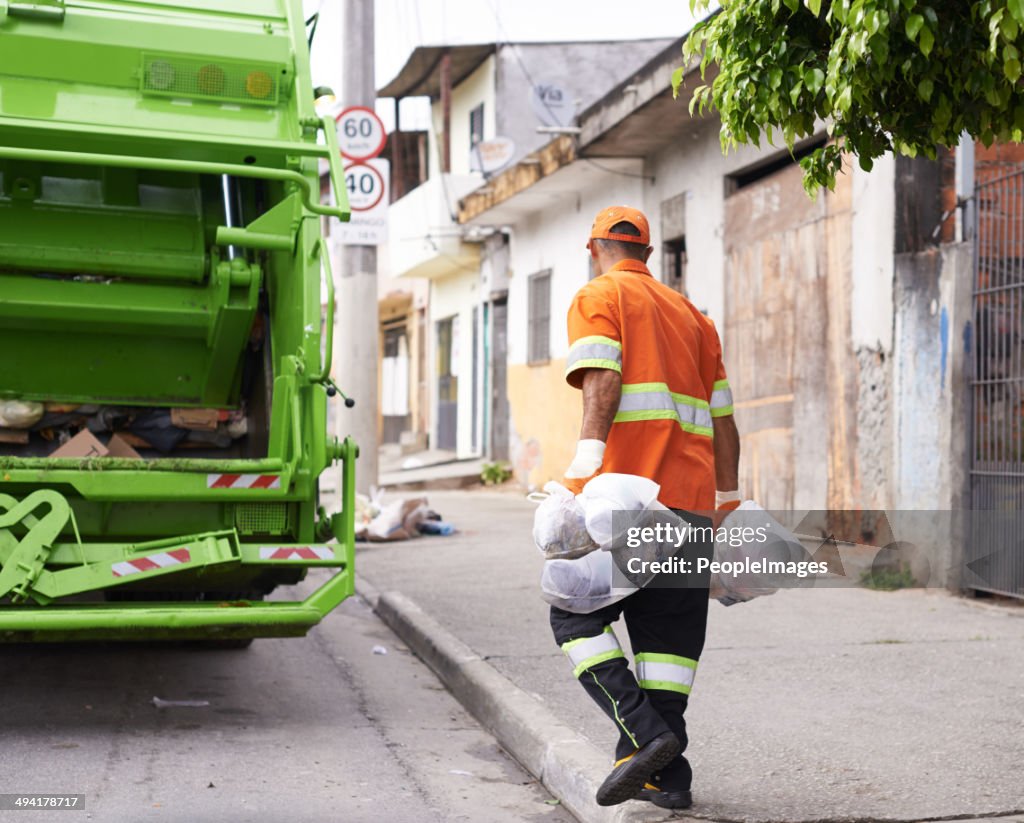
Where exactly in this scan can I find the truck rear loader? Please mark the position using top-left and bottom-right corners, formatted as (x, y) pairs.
(0, 0), (356, 642)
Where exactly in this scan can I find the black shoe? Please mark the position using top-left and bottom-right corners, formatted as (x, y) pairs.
(637, 784), (693, 809)
(595, 733), (682, 806)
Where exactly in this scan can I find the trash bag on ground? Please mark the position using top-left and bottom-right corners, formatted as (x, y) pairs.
(365, 496), (429, 542)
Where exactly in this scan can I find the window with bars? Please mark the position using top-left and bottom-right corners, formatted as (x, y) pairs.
(663, 235), (687, 293)
(469, 103), (485, 147)
(528, 270), (551, 364)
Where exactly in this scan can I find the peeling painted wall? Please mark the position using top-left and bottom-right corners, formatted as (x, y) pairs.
(854, 346), (892, 510)
(720, 158), (863, 513)
(892, 243), (973, 586)
(506, 358), (580, 490)
(893, 244), (973, 509)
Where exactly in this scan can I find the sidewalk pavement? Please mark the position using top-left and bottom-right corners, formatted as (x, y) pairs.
(354, 487), (1024, 823)
(378, 445), (486, 491)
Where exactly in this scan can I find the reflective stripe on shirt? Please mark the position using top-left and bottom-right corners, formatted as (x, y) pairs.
(615, 382), (713, 437)
(710, 379), (734, 417)
(565, 335), (623, 377)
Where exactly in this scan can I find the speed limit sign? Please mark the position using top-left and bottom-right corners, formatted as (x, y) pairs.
(335, 106), (387, 162)
(338, 159), (389, 245)
(344, 161), (386, 212)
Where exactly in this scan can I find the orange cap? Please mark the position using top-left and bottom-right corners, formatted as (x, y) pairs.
(587, 205), (650, 249)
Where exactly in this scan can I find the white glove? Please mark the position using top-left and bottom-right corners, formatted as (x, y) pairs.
(715, 489), (741, 508)
(565, 439), (605, 479)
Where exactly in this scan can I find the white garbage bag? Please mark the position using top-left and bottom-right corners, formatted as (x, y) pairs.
(531, 481), (598, 560)
(0, 400), (44, 429)
(711, 501), (806, 605)
(540, 550), (637, 614)
(577, 473), (662, 548)
(534, 473), (666, 613)
(531, 473), (666, 560)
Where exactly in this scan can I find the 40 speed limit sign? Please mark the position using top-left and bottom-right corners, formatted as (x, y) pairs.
(335, 106), (387, 162)
(337, 158), (389, 246)
(344, 161), (386, 212)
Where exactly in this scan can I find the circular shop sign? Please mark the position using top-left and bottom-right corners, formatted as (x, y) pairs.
(344, 162), (386, 212)
(335, 106), (387, 162)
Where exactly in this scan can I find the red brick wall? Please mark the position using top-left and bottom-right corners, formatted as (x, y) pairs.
(936, 141), (1024, 244)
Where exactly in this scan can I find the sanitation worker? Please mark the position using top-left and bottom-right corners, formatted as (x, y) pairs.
(552, 206), (741, 810)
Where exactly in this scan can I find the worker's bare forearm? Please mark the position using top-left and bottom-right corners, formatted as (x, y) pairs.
(712, 414), (740, 491)
(579, 369), (622, 442)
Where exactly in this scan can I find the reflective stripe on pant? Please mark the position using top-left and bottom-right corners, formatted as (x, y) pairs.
(550, 509), (712, 777)
(561, 625), (624, 678)
(559, 629), (661, 751)
(636, 653), (698, 695)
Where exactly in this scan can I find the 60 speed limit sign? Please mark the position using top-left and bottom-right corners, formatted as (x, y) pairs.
(335, 106), (387, 162)
(344, 161), (386, 212)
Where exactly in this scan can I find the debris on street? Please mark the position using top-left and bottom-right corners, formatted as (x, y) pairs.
(151, 697), (210, 709)
(354, 490), (455, 542)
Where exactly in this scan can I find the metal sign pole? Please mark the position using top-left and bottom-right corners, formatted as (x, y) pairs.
(337, 0), (379, 495)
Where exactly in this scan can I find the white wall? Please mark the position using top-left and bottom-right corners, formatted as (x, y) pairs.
(429, 56), (496, 179)
(430, 268), (480, 457)
(851, 154), (896, 351)
(505, 170), (644, 367)
(643, 117), (777, 332)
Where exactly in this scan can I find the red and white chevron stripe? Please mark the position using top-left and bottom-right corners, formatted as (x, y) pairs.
(258, 546), (334, 561)
(206, 474), (281, 489)
(112, 548), (191, 578)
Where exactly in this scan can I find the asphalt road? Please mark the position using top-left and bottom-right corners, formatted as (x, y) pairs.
(0, 583), (575, 823)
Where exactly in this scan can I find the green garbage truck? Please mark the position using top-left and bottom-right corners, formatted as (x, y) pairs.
(0, 0), (356, 642)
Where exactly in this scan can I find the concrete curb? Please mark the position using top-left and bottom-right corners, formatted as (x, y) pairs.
(355, 577), (685, 823)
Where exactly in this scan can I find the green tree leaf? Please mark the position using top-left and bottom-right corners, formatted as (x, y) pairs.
(804, 67), (825, 94)
(905, 13), (924, 40)
(919, 25), (935, 56)
(1010, 0), (1024, 25)
(1005, 57), (1022, 83)
(671, 66), (685, 98)
(676, 3), (1024, 195)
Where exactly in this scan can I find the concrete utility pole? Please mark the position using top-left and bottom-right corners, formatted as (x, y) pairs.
(336, 0), (378, 495)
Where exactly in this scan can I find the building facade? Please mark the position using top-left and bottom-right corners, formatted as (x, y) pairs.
(378, 39), (672, 460)
(458, 38), (1003, 590)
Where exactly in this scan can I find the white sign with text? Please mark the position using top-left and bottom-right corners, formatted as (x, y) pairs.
(336, 106), (387, 162)
(337, 158), (389, 246)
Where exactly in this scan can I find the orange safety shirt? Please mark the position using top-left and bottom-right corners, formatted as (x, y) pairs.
(565, 259), (733, 511)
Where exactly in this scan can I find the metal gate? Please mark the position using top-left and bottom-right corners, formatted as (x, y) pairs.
(968, 167), (1024, 598)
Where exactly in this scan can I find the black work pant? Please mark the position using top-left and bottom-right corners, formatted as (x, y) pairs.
(549, 510), (711, 791)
